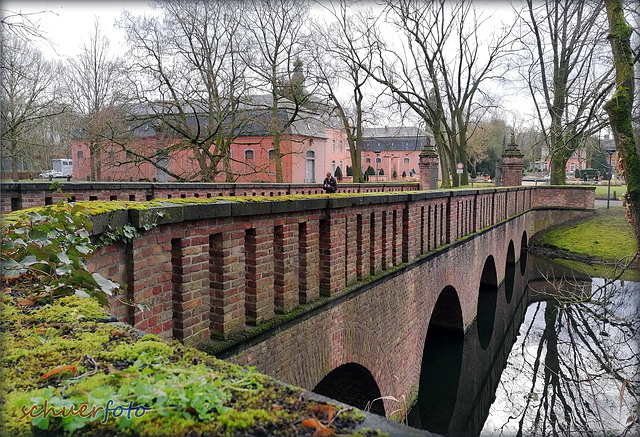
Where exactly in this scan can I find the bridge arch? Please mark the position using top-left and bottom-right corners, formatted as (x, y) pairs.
(520, 231), (529, 275)
(477, 255), (499, 350)
(312, 363), (385, 416)
(412, 285), (464, 434)
(505, 241), (516, 303)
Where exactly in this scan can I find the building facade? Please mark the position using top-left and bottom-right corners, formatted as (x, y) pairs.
(72, 98), (351, 184)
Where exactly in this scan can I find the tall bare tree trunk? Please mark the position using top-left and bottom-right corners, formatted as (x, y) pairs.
(603, 0), (640, 252)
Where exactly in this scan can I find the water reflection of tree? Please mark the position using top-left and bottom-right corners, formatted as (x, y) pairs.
(484, 275), (639, 437)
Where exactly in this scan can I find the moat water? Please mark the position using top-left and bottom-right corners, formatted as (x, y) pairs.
(407, 255), (639, 437)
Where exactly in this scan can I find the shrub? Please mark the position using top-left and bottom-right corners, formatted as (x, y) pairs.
(1, 198), (119, 306)
(334, 166), (343, 180)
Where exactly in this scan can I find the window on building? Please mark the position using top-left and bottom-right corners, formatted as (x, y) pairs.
(376, 157), (381, 163)
(245, 149), (254, 161)
(77, 150), (84, 159)
(305, 150), (315, 182)
(366, 157), (371, 163)
(332, 140), (335, 153)
(404, 157), (410, 164)
(268, 149), (275, 160)
(339, 140), (343, 153)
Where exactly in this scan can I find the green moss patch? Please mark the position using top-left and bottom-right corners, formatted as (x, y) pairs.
(0, 276), (381, 437)
(532, 207), (639, 270)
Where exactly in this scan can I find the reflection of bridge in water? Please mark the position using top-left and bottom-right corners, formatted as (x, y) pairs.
(83, 185), (595, 436)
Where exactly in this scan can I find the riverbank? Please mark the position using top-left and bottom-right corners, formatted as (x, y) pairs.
(530, 206), (639, 281)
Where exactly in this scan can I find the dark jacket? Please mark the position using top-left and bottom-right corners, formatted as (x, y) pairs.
(323, 176), (337, 193)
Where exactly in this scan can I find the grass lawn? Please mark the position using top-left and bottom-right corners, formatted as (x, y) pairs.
(593, 184), (626, 199)
(532, 206), (639, 280)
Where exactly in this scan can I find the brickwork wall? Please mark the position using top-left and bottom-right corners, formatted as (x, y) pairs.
(83, 186), (591, 349)
(225, 208), (593, 416)
(1, 182), (420, 213)
(80, 187), (592, 414)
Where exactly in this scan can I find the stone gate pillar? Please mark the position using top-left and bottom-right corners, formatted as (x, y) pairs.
(418, 139), (439, 190)
(500, 133), (524, 187)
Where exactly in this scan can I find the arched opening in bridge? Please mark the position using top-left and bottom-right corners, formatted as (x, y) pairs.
(505, 241), (516, 304)
(477, 255), (498, 350)
(520, 231), (529, 275)
(409, 285), (463, 434)
(312, 363), (385, 416)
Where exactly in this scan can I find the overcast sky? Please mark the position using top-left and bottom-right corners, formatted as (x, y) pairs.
(2, 0), (152, 59)
(2, 0), (535, 124)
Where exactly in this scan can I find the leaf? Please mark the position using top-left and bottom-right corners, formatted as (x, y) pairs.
(92, 273), (118, 295)
(301, 418), (323, 429)
(40, 365), (77, 380)
(311, 405), (337, 421)
(75, 245), (92, 255)
(74, 289), (90, 298)
(57, 252), (71, 265)
(56, 265), (72, 276)
(314, 427), (335, 437)
(110, 330), (128, 338)
(16, 298), (34, 306)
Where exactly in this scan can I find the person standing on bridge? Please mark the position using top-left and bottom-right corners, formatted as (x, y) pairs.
(323, 172), (337, 193)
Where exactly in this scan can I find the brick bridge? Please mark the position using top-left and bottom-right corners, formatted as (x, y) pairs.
(21, 183), (593, 433)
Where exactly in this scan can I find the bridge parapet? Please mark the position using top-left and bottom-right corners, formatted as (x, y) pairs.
(82, 186), (594, 348)
(0, 181), (419, 213)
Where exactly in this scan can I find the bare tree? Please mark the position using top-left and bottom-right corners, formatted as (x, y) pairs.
(1, 7), (51, 44)
(242, 0), (311, 183)
(311, 0), (382, 183)
(119, 0), (253, 182)
(361, 0), (514, 187)
(518, 0), (614, 185)
(64, 19), (128, 182)
(603, 0), (640, 250)
(1, 33), (64, 181)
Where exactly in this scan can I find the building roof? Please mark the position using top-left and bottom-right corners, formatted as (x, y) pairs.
(73, 95), (332, 140)
(362, 126), (433, 152)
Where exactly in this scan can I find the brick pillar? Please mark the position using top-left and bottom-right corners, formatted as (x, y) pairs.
(245, 226), (275, 325)
(392, 208), (403, 266)
(500, 133), (524, 187)
(345, 214), (358, 286)
(274, 222), (299, 313)
(403, 204), (420, 262)
(356, 214), (370, 280)
(381, 210), (392, 269)
(320, 214), (346, 296)
(171, 236), (210, 347)
(299, 220), (320, 303)
(210, 230), (246, 338)
(369, 211), (383, 275)
(418, 140), (440, 190)
(131, 233), (173, 340)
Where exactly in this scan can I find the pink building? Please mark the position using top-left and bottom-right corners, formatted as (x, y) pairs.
(72, 102), (350, 184)
(362, 127), (432, 181)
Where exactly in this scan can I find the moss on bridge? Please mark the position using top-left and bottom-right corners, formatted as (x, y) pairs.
(0, 284), (390, 437)
(0, 198), (402, 437)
